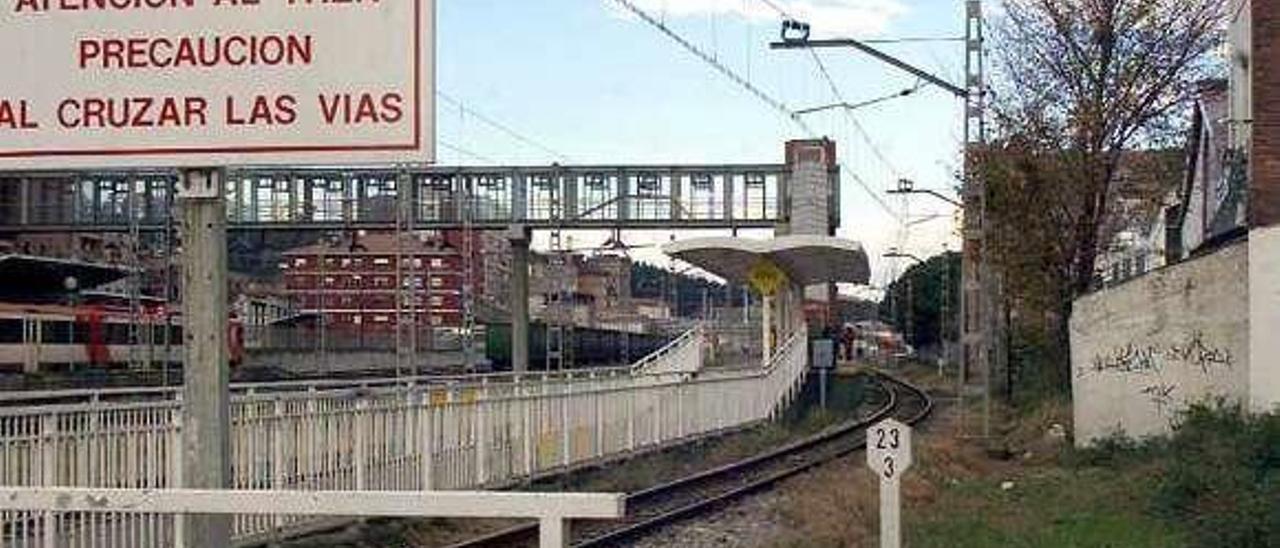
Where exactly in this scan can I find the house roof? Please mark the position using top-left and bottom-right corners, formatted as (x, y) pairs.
(283, 231), (455, 256)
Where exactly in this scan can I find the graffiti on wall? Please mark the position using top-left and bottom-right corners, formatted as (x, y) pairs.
(1079, 331), (1234, 413)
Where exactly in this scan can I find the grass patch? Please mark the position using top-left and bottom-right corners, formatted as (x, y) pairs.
(911, 467), (1182, 548)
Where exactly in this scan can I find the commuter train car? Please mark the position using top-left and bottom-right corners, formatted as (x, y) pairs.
(0, 303), (244, 374)
(484, 322), (671, 371)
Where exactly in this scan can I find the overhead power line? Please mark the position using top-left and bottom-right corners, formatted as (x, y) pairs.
(841, 166), (903, 221)
(611, 0), (815, 135)
(439, 139), (499, 164)
(863, 37), (966, 44)
(805, 46), (908, 181)
(436, 90), (572, 162)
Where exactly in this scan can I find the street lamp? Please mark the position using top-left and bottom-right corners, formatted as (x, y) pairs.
(882, 249), (923, 365)
(887, 179), (961, 207)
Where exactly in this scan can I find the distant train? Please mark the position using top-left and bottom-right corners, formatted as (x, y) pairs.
(484, 322), (671, 371)
(0, 303), (244, 374)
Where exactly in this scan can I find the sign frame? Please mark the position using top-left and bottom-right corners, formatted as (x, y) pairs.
(0, 0), (435, 170)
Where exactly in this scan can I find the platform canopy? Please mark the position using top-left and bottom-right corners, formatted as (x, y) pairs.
(663, 235), (871, 287)
(0, 255), (133, 302)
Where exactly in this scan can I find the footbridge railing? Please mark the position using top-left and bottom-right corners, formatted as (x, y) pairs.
(0, 326), (808, 545)
(629, 324), (704, 378)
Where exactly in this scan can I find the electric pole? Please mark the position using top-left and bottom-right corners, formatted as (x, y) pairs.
(771, 0), (994, 439)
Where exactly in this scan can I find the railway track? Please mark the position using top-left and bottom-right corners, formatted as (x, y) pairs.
(449, 371), (933, 548)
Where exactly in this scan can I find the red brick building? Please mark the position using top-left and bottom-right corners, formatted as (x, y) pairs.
(1254, 0), (1279, 227)
(280, 231), (495, 331)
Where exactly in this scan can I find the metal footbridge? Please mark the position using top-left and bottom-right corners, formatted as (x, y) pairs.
(0, 163), (803, 233)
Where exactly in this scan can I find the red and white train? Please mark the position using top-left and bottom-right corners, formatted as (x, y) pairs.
(0, 303), (243, 374)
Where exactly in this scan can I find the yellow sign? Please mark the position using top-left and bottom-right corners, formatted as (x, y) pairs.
(748, 260), (788, 296)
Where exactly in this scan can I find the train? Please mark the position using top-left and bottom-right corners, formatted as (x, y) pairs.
(484, 322), (671, 371)
(0, 303), (244, 374)
(0, 301), (670, 377)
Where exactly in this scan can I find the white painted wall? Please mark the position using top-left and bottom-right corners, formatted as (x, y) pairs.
(1071, 241), (1249, 445)
(1250, 226), (1280, 411)
(1229, 0), (1252, 151)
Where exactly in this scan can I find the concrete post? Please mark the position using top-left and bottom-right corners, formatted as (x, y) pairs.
(509, 225), (531, 372)
(178, 168), (231, 548)
(1250, 0), (1279, 412)
(762, 295), (773, 364)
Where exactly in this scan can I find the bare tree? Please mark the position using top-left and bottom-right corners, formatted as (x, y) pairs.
(981, 0), (1228, 388)
(991, 0), (1227, 292)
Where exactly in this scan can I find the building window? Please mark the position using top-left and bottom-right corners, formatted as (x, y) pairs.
(430, 295), (444, 307)
(431, 277), (444, 288)
(431, 258), (445, 268)
(374, 315), (390, 323)
(352, 315), (363, 325)
(413, 258), (423, 268)
(373, 258), (390, 266)
(293, 258), (307, 267)
(341, 258), (351, 267)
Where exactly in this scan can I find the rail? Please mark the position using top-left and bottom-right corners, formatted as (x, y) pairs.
(453, 370), (931, 547)
(0, 327), (809, 545)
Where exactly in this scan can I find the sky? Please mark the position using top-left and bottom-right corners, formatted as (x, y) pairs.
(435, 0), (970, 296)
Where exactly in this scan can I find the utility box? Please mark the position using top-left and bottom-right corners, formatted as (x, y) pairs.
(811, 339), (836, 370)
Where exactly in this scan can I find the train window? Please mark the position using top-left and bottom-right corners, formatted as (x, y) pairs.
(0, 319), (21, 343)
(41, 320), (81, 344)
(106, 323), (132, 345)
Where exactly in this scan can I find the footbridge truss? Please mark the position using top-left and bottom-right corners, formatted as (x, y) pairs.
(0, 163), (801, 233)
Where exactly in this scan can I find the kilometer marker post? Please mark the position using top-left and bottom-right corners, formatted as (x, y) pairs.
(867, 418), (912, 548)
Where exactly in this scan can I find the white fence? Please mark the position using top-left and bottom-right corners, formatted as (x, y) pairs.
(0, 328), (808, 545)
(0, 488), (624, 548)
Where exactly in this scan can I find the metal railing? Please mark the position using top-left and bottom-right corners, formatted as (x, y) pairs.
(629, 325), (704, 377)
(0, 326), (704, 406)
(0, 327), (808, 545)
(0, 165), (788, 232)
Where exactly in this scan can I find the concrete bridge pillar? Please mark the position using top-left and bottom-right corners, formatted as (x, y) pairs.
(509, 225), (531, 372)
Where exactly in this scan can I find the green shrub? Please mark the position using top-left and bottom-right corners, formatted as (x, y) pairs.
(1066, 431), (1154, 468)
(1152, 403), (1280, 548)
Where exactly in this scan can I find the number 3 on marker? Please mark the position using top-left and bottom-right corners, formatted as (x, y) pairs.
(883, 455), (895, 479)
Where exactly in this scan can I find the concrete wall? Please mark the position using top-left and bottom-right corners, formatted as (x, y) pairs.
(1071, 241), (1249, 445)
(1250, 225), (1280, 410)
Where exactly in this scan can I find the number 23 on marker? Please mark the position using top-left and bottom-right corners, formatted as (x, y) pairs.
(867, 419), (912, 480)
